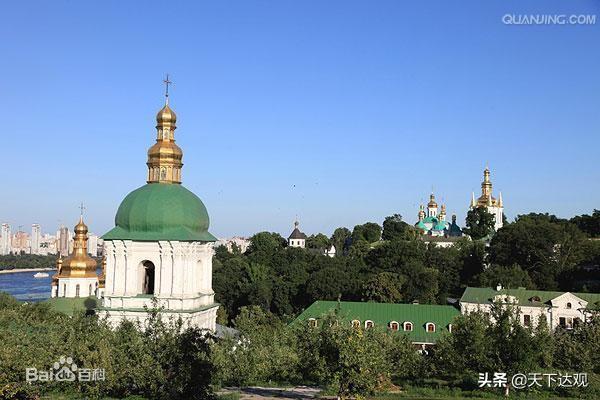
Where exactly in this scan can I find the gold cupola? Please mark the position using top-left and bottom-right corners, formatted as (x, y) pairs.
(428, 193), (438, 208)
(147, 76), (183, 184)
(58, 216), (98, 278)
(476, 166), (498, 207)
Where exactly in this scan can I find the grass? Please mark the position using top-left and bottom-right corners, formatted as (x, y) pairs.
(45, 296), (98, 316)
(371, 387), (587, 399)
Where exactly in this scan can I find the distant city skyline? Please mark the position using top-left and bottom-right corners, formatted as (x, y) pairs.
(1, 0), (598, 238)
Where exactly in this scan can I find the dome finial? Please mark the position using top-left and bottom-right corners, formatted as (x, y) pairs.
(163, 73), (172, 105)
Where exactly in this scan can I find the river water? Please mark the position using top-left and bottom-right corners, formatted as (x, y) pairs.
(0, 270), (53, 302)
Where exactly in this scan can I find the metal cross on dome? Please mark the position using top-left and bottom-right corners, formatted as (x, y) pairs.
(79, 202), (86, 216)
(163, 74), (172, 99)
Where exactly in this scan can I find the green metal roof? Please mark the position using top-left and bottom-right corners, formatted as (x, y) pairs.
(422, 216), (438, 224)
(460, 287), (600, 309)
(432, 221), (447, 231)
(293, 300), (460, 344)
(415, 221), (427, 231)
(102, 183), (216, 242)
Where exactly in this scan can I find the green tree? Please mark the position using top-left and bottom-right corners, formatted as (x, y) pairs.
(489, 215), (587, 289)
(306, 233), (330, 250)
(476, 264), (534, 289)
(361, 272), (405, 303)
(295, 314), (390, 399)
(463, 206), (496, 240)
(212, 306), (299, 386)
(570, 209), (600, 237)
(331, 227), (352, 256)
(306, 267), (352, 302)
(382, 214), (411, 241)
(352, 222), (382, 244)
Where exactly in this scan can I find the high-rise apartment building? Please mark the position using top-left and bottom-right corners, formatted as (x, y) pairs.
(31, 224), (41, 254)
(0, 223), (10, 255)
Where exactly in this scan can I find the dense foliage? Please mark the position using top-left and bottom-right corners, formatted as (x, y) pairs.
(0, 254), (58, 270)
(214, 211), (600, 322)
(0, 294), (215, 400)
(211, 304), (600, 399)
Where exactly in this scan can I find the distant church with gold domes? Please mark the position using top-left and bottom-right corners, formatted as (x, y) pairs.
(470, 166), (504, 231)
(51, 215), (99, 298)
(98, 80), (218, 330)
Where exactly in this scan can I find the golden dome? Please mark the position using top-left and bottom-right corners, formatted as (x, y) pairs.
(74, 216), (88, 235)
(58, 216), (98, 279)
(156, 104), (177, 126)
(147, 95), (183, 184)
(428, 193), (438, 208)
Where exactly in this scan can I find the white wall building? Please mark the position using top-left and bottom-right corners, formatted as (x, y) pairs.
(288, 220), (307, 248)
(459, 286), (600, 330)
(215, 236), (250, 253)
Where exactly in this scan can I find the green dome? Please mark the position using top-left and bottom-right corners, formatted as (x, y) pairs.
(102, 183), (216, 242)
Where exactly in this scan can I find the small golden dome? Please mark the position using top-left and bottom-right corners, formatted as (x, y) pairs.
(156, 104), (177, 125)
(74, 216), (88, 235)
(428, 193), (438, 208)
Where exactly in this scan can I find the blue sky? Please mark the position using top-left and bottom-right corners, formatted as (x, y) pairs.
(1, 0), (599, 238)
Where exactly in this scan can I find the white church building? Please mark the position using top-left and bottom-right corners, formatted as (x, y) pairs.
(99, 88), (218, 331)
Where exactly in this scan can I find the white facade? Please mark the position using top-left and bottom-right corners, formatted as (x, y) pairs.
(215, 236), (250, 253)
(52, 277), (99, 298)
(0, 223), (10, 255)
(324, 244), (336, 257)
(289, 237), (306, 248)
(460, 291), (592, 330)
(99, 240), (218, 331)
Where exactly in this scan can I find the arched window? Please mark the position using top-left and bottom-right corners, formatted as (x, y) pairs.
(139, 261), (156, 295)
(403, 322), (413, 332)
(308, 318), (317, 328)
(389, 321), (399, 331)
(89, 284), (92, 296)
(365, 320), (374, 329)
(448, 324), (453, 333)
(566, 302), (572, 309)
(426, 322), (436, 333)
(63, 284), (66, 298)
(351, 320), (361, 328)
(75, 284), (80, 298)
(530, 296), (541, 302)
